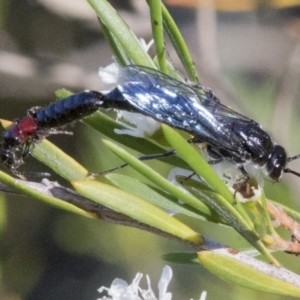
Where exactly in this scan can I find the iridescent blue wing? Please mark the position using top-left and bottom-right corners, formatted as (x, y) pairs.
(114, 65), (253, 151)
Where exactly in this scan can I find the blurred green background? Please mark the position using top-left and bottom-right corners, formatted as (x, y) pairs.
(1, 0), (300, 299)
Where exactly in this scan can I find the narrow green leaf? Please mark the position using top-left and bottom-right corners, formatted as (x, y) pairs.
(105, 173), (214, 221)
(162, 124), (233, 202)
(55, 88), (73, 100)
(182, 178), (253, 235)
(163, 252), (200, 265)
(88, 0), (155, 67)
(258, 192), (277, 236)
(0, 171), (93, 217)
(198, 251), (300, 297)
(161, 4), (199, 82)
(99, 20), (130, 66)
(164, 125), (254, 226)
(72, 179), (203, 244)
(147, 0), (167, 72)
(32, 140), (88, 181)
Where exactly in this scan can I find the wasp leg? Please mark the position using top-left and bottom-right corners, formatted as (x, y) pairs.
(237, 166), (250, 184)
(206, 145), (224, 165)
(90, 149), (177, 176)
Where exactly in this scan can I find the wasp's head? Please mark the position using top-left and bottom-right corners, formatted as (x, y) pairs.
(266, 145), (287, 181)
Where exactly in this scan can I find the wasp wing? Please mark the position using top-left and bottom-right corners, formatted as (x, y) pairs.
(115, 65), (254, 153)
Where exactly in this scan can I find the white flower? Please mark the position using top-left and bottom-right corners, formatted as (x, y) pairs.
(98, 39), (161, 138)
(138, 38), (154, 53)
(157, 266), (172, 300)
(97, 265), (173, 300)
(98, 38), (153, 86)
(199, 291), (207, 300)
(99, 60), (160, 137)
(114, 111), (161, 138)
(98, 273), (143, 300)
(98, 61), (120, 88)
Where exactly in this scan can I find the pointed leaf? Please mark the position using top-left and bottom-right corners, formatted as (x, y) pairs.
(162, 124), (233, 202)
(147, 0), (167, 72)
(72, 179), (203, 244)
(161, 3), (200, 82)
(105, 173), (211, 220)
(88, 0), (155, 67)
(0, 171), (93, 217)
(33, 140), (88, 181)
(199, 251), (300, 297)
(163, 252), (200, 265)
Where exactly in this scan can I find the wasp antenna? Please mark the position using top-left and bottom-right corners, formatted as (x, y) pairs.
(284, 168), (300, 177)
(287, 154), (300, 163)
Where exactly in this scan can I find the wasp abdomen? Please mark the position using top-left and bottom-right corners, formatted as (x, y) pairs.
(31, 91), (104, 128)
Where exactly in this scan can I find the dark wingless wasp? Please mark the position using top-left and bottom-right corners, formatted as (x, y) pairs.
(1, 65), (300, 182)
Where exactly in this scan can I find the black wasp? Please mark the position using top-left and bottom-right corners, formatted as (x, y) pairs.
(1, 64), (300, 182)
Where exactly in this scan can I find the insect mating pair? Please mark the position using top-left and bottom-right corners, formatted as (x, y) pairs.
(1, 65), (300, 184)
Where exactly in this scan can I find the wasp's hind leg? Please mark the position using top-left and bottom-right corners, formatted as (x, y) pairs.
(90, 149), (177, 176)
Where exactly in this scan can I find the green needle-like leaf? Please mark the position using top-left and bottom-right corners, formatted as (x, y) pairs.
(99, 20), (130, 66)
(162, 124), (233, 202)
(199, 251), (300, 297)
(0, 171), (93, 217)
(163, 252), (200, 265)
(32, 140), (88, 182)
(106, 173), (216, 221)
(72, 179), (203, 244)
(147, 0), (167, 72)
(88, 0), (155, 68)
(161, 3), (199, 82)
